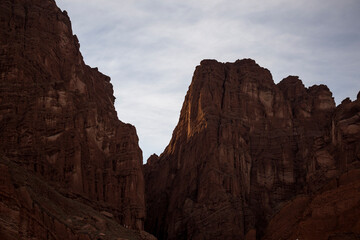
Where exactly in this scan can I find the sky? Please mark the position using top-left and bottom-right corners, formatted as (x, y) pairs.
(56, 0), (360, 162)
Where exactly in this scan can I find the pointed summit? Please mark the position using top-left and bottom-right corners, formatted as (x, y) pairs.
(145, 59), (358, 239)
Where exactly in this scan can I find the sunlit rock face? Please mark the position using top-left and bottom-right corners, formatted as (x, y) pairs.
(145, 59), (359, 239)
(0, 0), (146, 236)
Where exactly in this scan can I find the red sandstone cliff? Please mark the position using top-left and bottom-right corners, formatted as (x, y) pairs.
(144, 59), (360, 239)
(0, 0), (151, 239)
(262, 97), (360, 240)
(0, 156), (156, 240)
(1, 1), (359, 239)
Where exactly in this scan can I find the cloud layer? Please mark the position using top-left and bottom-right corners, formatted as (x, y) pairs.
(56, 0), (360, 161)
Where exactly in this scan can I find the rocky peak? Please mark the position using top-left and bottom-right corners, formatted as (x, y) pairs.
(277, 75), (306, 101)
(144, 59), (355, 240)
(278, 75), (335, 119)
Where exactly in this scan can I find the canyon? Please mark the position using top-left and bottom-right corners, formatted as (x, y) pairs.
(0, 0), (359, 240)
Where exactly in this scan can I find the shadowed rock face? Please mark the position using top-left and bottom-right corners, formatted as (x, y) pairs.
(0, 156), (156, 240)
(0, 0), (146, 236)
(263, 170), (360, 240)
(262, 97), (360, 240)
(144, 59), (359, 240)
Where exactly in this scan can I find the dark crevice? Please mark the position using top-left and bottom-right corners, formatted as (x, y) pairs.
(22, 4), (29, 51)
(221, 66), (228, 110)
(24, 5), (28, 31)
(10, 0), (15, 26)
(217, 66), (229, 146)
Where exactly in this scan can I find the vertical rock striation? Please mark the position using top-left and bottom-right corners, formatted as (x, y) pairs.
(0, 0), (146, 236)
(263, 95), (360, 240)
(0, 155), (156, 240)
(145, 59), (359, 239)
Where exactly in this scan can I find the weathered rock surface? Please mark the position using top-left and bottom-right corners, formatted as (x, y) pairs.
(262, 95), (360, 240)
(0, 0), (147, 237)
(0, 156), (156, 240)
(263, 169), (360, 240)
(144, 59), (360, 239)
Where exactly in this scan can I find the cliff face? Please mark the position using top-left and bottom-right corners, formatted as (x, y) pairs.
(1, 1), (359, 239)
(263, 97), (360, 240)
(0, 156), (156, 240)
(144, 59), (360, 239)
(0, 0), (146, 237)
(263, 170), (360, 240)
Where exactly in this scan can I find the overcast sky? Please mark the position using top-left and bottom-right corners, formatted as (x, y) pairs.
(56, 0), (360, 162)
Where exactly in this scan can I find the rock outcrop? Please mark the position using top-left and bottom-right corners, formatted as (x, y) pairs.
(0, 156), (155, 240)
(262, 169), (360, 240)
(262, 96), (360, 240)
(144, 59), (360, 239)
(0, 0), (147, 238)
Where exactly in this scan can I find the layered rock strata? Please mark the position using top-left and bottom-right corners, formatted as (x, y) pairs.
(0, 0), (146, 236)
(263, 169), (360, 240)
(144, 59), (360, 239)
(262, 96), (360, 240)
(0, 156), (156, 240)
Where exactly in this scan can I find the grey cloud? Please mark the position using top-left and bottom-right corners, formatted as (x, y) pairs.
(56, 0), (360, 161)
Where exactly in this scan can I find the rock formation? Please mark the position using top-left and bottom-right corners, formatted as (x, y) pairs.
(0, 155), (155, 240)
(263, 169), (360, 240)
(1, 0), (359, 239)
(262, 96), (360, 240)
(144, 59), (360, 239)
(0, 0), (150, 238)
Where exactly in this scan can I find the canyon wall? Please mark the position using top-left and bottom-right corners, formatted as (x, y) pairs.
(0, 0), (150, 238)
(144, 59), (360, 239)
